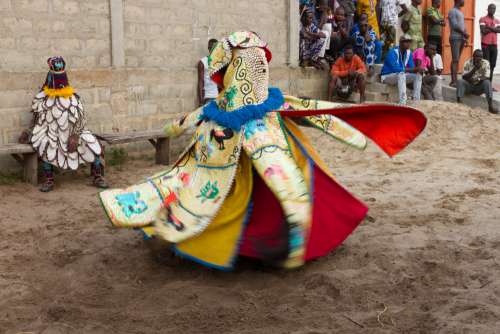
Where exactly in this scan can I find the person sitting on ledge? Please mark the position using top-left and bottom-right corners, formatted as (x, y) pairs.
(328, 44), (367, 103)
(381, 34), (423, 105)
(457, 49), (499, 114)
(300, 10), (327, 70)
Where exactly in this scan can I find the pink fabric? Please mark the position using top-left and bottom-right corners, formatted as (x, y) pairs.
(480, 16), (500, 46)
(413, 48), (431, 69)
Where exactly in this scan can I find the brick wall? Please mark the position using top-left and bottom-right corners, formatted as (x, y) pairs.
(0, 0), (327, 171)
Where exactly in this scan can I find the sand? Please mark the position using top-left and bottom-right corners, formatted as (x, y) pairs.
(1, 101), (499, 334)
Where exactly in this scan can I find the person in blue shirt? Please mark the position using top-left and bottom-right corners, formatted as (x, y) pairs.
(351, 13), (384, 64)
(381, 34), (423, 105)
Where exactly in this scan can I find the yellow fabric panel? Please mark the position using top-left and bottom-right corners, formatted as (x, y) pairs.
(174, 152), (253, 269)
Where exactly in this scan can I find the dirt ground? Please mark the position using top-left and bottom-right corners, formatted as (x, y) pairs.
(1, 101), (499, 334)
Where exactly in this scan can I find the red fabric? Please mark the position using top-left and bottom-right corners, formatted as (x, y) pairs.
(239, 172), (286, 259)
(305, 164), (367, 260)
(239, 165), (367, 262)
(279, 104), (427, 157)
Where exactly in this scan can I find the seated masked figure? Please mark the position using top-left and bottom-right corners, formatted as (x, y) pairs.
(99, 32), (427, 270)
(22, 56), (108, 192)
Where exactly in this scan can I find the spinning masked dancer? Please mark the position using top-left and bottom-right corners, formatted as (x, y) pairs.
(100, 32), (426, 270)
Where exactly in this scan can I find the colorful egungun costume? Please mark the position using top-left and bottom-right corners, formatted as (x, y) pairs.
(100, 32), (426, 270)
(27, 57), (108, 192)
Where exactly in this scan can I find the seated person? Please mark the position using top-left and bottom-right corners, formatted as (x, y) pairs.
(328, 44), (367, 103)
(351, 13), (384, 64)
(353, 18), (378, 75)
(300, 0), (317, 23)
(413, 44), (438, 100)
(381, 34), (423, 105)
(432, 50), (444, 100)
(198, 38), (219, 106)
(337, 0), (357, 33)
(457, 49), (499, 114)
(300, 10), (327, 69)
(328, 7), (354, 60)
(318, 7), (335, 60)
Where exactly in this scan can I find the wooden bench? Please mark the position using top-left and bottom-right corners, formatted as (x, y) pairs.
(97, 129), (170, 165)
(0, 130), (170, 186)
(0, 144), (38, 186)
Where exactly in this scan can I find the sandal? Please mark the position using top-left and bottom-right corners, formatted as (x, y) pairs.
(93, 176), (109, 189)
(40, 179), (54, 192)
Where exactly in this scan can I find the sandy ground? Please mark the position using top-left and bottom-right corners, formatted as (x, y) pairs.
(1, 101), (499, 334)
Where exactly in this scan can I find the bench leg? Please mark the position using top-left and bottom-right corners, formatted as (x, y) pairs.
(155, 138), (170, 165)
(23, 153), (38, 186)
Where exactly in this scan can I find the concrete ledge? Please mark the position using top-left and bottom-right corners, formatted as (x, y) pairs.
(441, 84), (500, 110)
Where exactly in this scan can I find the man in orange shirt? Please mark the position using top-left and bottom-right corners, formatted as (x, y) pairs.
(328, 45), (367, 103)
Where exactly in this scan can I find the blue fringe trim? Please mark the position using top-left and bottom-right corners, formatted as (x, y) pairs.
(201, 87), (284, 130)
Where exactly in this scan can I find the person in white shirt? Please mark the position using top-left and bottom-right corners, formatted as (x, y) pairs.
(432, 50), (444, 100)
(198, 39), (219, 106)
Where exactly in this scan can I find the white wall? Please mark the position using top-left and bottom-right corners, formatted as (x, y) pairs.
(475, 0), (500, 73)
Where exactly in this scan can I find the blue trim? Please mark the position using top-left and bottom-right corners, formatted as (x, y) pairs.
(286, 128), (315, 204)
(201, 87), (284, 130)
(138, 228), (153, 240)
(195, 162), (238, 170)
(172, 244), (234, 271)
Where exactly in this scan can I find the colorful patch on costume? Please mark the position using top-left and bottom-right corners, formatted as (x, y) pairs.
(197, 181), (221, 203)
(219, 86), (237, 110)
(115, 192), (148, 218)
(263, 164), (289, 181)
(242, 113), (288, 155)
(244, 119), (267, 140)
(210, 128), (235, 150)
(157, 206), (185, 232)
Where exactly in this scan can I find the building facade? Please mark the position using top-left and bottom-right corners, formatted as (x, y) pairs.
(0, 0), (327, 169)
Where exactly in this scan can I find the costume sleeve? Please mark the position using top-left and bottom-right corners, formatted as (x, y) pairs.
(283, 96), (367, 149)
(282, 95), (427, 157)
(332, 59), (348, 77)
(163, 108), (203, 138)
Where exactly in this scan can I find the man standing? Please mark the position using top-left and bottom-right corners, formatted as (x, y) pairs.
(402, 0), (424, 50)
(480, 3), (500, 83)
(380, 0), (409, 59)
(328, 44), (367, 103)
(381, 34), (423, 105)
(426, 0), (445, 55)
(457, 49), (498, 114)
(198, 39), (219, 106)
(448, 0), (469, 87)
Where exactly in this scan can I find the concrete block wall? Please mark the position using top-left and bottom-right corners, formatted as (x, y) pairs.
(0, 0), (111, 71)
(0, 0), (330, 171)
